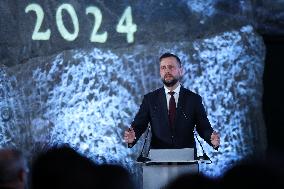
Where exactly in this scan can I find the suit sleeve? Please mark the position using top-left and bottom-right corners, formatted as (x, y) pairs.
(195, 95), (214, 147)
(128, 95), (151, 147)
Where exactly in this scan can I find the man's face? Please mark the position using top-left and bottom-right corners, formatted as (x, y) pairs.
(160, 57), (183, 87)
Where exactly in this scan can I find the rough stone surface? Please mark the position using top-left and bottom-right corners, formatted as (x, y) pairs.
(0, 25), (266, 180)
(0, 0), (270, 185)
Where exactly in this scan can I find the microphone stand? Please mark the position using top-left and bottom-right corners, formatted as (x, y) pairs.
(136, 125), (151, 163)
(194, 128), (212, 164)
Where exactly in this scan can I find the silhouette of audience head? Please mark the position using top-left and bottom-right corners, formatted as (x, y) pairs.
(30, 145), (98, 189)
(97, 164), (135, 189)
(165, 157), (284, 189)
(30, 145), (134, 189)
(221, 159), (283, 187)
(0, 148), (27, 189)
(165, 173), (219, 189)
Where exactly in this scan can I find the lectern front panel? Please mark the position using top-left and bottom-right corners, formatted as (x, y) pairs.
(142, 162), (198, 189)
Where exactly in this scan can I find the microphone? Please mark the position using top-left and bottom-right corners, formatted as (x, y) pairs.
(193, 127), (212, 164)
(181, 108), (211, 163)
(136, 125), (151, 163)
(136, 155), (151, 163)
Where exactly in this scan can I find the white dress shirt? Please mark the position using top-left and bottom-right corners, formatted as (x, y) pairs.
(164, 84), (181, 110)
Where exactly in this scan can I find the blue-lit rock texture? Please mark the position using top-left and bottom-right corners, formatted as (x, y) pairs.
(0, 0), (269, 181)
(0, 25), (266, 178)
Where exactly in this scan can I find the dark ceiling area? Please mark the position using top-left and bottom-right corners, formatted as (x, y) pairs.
(262, 35), (284, 155)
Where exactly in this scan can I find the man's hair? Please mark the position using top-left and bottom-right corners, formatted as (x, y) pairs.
(0, 148), (27, 184)
(30, 145), (99, 189)
(159, 53), (182, 67)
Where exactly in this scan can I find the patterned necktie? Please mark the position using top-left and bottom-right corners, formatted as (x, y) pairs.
(168, 91), (176, 127)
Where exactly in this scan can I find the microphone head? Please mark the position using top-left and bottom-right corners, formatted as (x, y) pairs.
(197, 153), (211, 162)
(136, 156), (151, 163)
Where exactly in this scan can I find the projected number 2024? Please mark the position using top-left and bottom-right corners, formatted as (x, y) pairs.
(25, 4), (137, 43)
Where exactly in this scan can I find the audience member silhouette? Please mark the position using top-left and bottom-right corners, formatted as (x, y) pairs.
(30, 145), (134, 189)
(221, 159), (283, 187)
(165, 172), (219, 189)
(0, 148), (27, 189)
(30, 145), (100, 189)
(5, 144), (284, 189)
(97, 164), (135, 189)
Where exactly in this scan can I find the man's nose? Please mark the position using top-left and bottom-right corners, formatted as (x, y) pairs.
(165, 67), (171, 72)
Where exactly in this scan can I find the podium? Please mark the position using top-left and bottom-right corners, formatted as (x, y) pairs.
(140, 148), (198, 189)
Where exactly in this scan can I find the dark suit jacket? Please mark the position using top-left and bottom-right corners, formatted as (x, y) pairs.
(130, 86), (214, 151)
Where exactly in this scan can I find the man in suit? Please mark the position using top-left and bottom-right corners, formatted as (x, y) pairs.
(124, 53), (220, 154)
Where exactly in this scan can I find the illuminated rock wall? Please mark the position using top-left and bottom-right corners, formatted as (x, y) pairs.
(0, 0), (269, 184)
(0, 25), (265, 178)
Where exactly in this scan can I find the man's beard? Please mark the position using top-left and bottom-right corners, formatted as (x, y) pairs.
(162, 77), (179, 87)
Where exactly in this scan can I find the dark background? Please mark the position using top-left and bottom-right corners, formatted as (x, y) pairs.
(263, 35), (284, 156)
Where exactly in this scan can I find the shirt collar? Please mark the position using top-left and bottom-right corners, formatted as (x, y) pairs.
(164, 84), (181, 95)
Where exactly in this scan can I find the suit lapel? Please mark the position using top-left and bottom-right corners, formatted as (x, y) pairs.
(158, 88), (170, 128)
(175, 86), (186, 124)
(177, 86), (186, 109)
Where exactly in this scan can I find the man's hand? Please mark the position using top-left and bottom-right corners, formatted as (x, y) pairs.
(124, 128), (136, 144)
(210, 131), (220, 149)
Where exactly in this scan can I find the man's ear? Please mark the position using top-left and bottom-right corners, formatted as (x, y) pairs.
(18, 169), (26, 183)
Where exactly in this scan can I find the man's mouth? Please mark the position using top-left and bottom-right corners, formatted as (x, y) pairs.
(164, 74), (173, 79)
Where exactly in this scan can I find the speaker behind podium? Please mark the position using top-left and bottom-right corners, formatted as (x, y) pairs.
(140, 148), (198, 189)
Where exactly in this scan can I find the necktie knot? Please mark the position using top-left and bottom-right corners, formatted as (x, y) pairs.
(168, 91), (175, 96)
